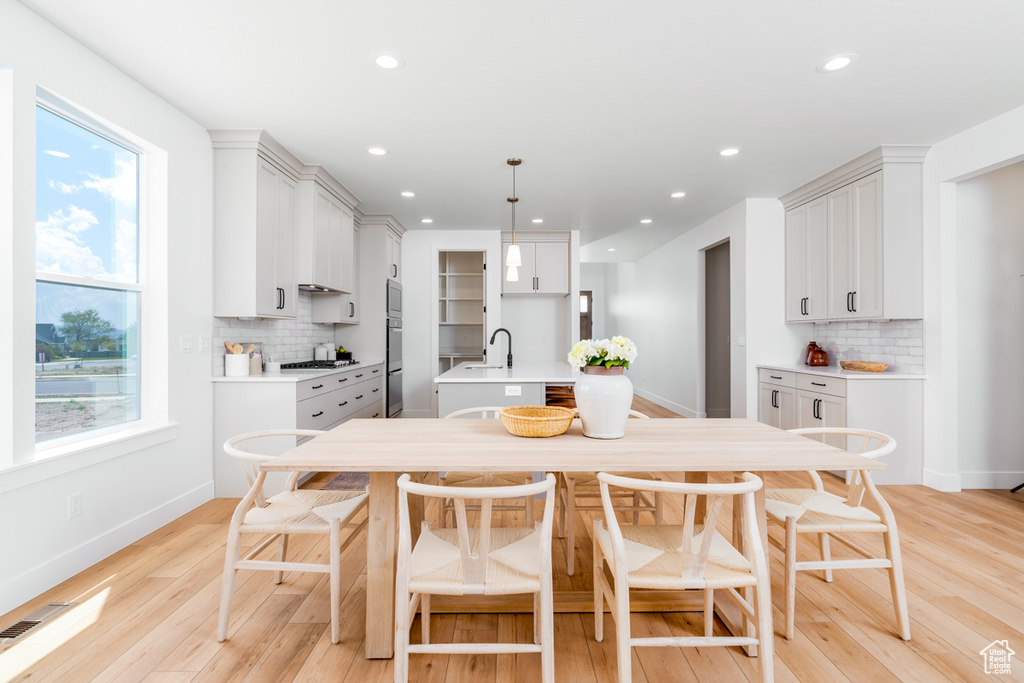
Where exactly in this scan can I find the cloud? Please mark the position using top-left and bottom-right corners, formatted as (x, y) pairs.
(36, 206), (107, 277)
(48, 179), (80, 194)
(82, 157), (137, 205)
(113, 218), (138, 282)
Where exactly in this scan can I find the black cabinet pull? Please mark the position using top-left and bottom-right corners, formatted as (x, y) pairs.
(373, 387), (379, 392)
(771, 389), (778, 409)
(338, 401), (348, 407)
(372, 412), (380, 418)
(355, 394), (364, 400)
(312, 384), (323, 389)
(312, 411), (323, 418)
(392, 264), (398, 278)
(355, 373), (363, 378)
(373, 368), (380, 373)
(349, 301), (355, 317)
(338, 377), (348, 383)
(851, 291), (857, 312)
(846, 291), (853, 312)
(770, 375), (782, 380)
(811, 381), (826, 387)
(813, 398), (821, 420)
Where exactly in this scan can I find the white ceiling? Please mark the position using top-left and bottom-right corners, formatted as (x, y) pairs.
(19, 0), (1024, 261)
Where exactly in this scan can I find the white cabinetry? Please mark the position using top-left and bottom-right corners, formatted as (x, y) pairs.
(785, 197), (828, 321)
(213, 364), (384, 496)
(312, 225), (361, 324)
(501, 242), (569, 295)
(211, 130), (302, 319)
(782, 146), (928, 322)
(756, 365), (924, 485)
(386, 229), (402, 282)
(296, 166), (357, 293)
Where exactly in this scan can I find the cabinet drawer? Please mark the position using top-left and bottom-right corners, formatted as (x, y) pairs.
(297, 377), (336, 402)
(758, 369), (796, 387)
(797, 373), (846, 398)
(296, 390), (342, 430)
(349, 378), (383, 415)
(360, 400), (385, 419)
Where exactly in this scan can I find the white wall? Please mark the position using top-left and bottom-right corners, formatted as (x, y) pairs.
(596, 199), (799, 419)
(401, 230), (503, 418)
(0, 3), (214, 614)
(501, 297), (570, 364)
(922, 102), (1024, 490)
(953, 161), (1024, 487)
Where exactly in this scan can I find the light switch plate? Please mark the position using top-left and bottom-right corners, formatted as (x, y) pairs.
(179, 335), (193, 353)
(505, 385), (522, 396)
(198, 335), (211, 351)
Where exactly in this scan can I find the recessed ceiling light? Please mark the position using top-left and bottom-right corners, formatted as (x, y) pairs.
(640, 219), (652, 224)
(671, 191), (686, 198)
(720, 148), (740, 157)
(401, 191), (415, 197)
(532, 218), (543, 223)
(421, 218), (433, 223)
(368, 147), (388, 156)
(43, 150), (70, 158)
(374, 53), (404, 70)
(818, 53), (858, 72)
(608, 248), (616, 252)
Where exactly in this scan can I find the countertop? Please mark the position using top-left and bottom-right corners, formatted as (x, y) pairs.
(757, 363), (925, 380)
(434, 361), (579, 384)
(212, 359), (385, 383)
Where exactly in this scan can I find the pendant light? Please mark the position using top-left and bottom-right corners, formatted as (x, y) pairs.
(505, 158), (522, 281)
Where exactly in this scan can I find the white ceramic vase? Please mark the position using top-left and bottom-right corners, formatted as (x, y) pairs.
(574, 365), (633, 439)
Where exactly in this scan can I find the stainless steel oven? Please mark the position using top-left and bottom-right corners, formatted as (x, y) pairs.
(386, 282), (403, 417)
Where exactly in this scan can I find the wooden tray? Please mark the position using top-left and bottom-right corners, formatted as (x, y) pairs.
(839, 360), (888, 372)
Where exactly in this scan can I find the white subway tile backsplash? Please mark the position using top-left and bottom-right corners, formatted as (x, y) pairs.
(212, 291), (336, 375)
(810, 319), (923, 374)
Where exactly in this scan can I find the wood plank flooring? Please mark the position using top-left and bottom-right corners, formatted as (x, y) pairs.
(3, 404), (1023, 682)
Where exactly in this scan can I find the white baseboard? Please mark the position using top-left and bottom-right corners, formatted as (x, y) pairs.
(957, 471), (1024, 490)
(633, 388), (697, 419)
(0, 481), (214, 616)
(923, 468), (962, 492)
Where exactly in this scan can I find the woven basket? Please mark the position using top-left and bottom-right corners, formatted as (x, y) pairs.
(500, 406), (575, 438)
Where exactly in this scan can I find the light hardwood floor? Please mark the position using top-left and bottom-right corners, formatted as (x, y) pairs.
(4, 405), (1023, 682)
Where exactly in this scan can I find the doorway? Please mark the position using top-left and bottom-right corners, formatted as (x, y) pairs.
(704, 242), (731, 418)
(579, 290), (593, 340)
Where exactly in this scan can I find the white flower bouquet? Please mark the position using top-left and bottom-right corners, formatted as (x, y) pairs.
(567, 336), (638, 370)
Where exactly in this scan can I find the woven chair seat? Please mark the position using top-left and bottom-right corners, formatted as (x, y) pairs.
(595, 523), (756, 590)
(241, 489), (368, 534)
(765, 488), (887, 533)
(443, 471), (532, 488)
(408, 526), (544, 596)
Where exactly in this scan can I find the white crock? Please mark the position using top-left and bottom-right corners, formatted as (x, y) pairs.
(574, 365), (633, 439)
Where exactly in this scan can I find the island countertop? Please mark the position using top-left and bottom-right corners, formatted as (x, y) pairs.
(434, 361), (579, 384)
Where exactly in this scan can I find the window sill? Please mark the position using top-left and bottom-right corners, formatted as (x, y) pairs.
(0, 422), (179, 493)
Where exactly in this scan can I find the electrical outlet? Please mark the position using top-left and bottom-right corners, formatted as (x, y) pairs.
(505, 385), (522, 396)
(179, 335), (193, 353)
(198, 335), (211, 351)
(68, 493), (82, 519)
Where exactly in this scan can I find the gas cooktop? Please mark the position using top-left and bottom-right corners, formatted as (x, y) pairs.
(279, 359), (360, 370)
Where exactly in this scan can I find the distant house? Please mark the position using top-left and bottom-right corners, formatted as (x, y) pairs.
(35, 323), (67, 356)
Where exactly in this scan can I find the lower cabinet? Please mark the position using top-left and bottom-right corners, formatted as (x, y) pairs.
(756, 365), (924, 485)
(214, 363), (384, 496)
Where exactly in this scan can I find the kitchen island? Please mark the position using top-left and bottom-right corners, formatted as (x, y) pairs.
(434, 361), (578, 416)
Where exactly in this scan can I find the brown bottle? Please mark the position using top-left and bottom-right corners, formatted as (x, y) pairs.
(808, 344), (829, 366)
(804, 341), (820, 366)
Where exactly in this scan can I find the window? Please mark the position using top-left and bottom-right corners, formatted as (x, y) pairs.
(35, 103), (142, 443)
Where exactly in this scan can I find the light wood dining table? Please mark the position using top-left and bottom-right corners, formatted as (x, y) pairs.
(261, 416), (882, 659)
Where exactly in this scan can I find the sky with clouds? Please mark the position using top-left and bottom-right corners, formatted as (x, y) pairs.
(35, 107), (139, 332)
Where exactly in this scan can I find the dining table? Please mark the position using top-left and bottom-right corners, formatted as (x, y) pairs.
(261, 416), (882, 659)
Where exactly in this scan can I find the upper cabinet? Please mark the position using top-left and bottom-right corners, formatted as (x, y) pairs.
(296, 166), (358, 293)
(386, 229), (402, 283)
(312, 225), (361, 324)
(782, 146), (929, 323)
(211, 130), (301, 319)
(501, 241), (569, 295)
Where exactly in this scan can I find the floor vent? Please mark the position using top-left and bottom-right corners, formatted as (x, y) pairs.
(0, 603), (76, 645)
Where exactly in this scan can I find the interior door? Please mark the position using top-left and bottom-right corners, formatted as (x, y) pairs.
(580, 290), (593, 339)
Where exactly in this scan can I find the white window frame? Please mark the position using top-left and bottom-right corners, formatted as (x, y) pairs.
(33, 93), (148, 453)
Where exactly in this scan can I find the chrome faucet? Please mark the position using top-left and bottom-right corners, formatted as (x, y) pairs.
(489, 328), (513, 368)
